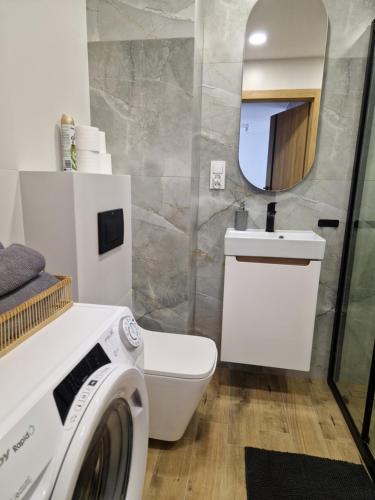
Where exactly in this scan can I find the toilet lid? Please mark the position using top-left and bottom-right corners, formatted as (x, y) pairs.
(142, 330), (218, 379)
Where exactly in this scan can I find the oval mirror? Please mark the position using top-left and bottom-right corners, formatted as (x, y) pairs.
(239, 0), (328, 191)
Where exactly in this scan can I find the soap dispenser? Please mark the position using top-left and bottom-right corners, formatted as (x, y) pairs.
(234, 201), (248, 231)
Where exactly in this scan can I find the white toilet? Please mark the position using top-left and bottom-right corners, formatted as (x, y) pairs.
(141, 329), (217, 441)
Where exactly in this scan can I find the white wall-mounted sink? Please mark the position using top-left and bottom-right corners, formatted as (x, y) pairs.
(225, 228), (326, 260)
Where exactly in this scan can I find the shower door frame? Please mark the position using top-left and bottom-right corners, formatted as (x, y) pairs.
(328, 19), (375, 480)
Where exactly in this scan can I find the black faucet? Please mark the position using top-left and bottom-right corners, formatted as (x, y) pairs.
(266, 202), (277, 232)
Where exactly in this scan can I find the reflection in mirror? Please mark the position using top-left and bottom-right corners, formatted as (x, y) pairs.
(239, 0), (328, 191)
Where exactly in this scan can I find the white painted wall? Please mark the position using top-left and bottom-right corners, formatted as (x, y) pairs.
(239, 102), (290, 188)
(0, 171), (25, 246)
(243, 57), (324, 91)
(0, 0), (91, 245)
(0, 0), (90, 172)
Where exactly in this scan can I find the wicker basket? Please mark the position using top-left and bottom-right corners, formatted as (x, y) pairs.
(0, 275), (73, 358)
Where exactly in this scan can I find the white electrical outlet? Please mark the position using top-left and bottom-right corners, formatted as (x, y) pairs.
(210, 161), (226, 190)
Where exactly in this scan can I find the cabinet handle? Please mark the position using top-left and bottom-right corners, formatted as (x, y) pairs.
(235, 256), (311, 266)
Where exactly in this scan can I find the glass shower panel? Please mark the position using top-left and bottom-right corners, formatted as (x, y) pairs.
(335, 226), (375, 433)
(364, 110), (375, 453)
(333, 49), (375, 436)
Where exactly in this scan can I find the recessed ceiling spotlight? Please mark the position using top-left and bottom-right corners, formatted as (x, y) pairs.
(249, 31), (267, 46)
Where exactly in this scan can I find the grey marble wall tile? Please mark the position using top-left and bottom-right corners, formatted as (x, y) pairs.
(203, 62), (243, 99)
(317, 225), (346, 301)
(87, 0), (100, 41)
(132, 175), (191, 231)
(87, 0), (195, 42)
(191, 2), (204, 179)
(132, 175), (192, 333)
(310, 57), (367, 181)
(202, 0), (256, 63)
(194, 291), (223, 342)
(88, 35), (199, 335)
(88, 39), (194, 178)
(187, 173), (200, 314)
(202, 63), (243, 147)
(89, 38), (194, 94)
(133, 283), (190, 333)
(194, 0), (375, 379)
(186, 2), (204, 327)
(359, 180), (375, 220)
(349, 228), (375, 292)
(324, 0), (375, 59)
(310, 309), (335, 379)
(275, 180), (350, 226)
(194, 0), (204, 64)
(87, 0), (375, 381)
(364, 116), (375, 181)
(337, 294), (375, 384)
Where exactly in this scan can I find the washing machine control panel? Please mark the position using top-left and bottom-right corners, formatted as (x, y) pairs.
(117, 315), (141, 349)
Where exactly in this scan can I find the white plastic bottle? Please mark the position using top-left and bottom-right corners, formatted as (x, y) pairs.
(60, 114), (77, 171)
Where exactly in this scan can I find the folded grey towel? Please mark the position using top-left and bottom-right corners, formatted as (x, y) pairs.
(0, 272), (59, 314)
(0, 244), (46, 296)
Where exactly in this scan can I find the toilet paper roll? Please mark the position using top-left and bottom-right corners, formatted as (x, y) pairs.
(76, 126), (100, 152)
(99, 131), (106, 153)
(78, 161), (100, 174)
(77, 150), (100, 173)
(99, 153), (112, 175)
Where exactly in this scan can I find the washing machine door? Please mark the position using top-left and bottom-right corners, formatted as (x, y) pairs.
(52, 365), (148, 500)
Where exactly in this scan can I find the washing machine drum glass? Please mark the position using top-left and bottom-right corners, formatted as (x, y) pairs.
(72, 398), (133, 500)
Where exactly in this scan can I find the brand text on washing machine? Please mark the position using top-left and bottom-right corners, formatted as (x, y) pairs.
(10, 475), (32, 500)
(0, 425), (35, 469)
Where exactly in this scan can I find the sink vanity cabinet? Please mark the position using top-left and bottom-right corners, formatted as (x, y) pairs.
(221, 229), (326, 371)
(221, 0), (328, 372)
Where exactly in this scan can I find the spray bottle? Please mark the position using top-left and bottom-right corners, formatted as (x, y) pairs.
(60, 114), (77, 171)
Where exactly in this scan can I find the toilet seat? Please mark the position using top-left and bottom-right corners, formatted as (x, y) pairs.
(142, 330), (217, 379)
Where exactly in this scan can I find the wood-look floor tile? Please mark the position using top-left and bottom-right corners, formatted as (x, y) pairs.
(143, 369), (362, 500)
(326, 439), (363, 464)
(142, 447), (160, 498)
(185, 420), (246, 500)
(198, 367), (232, 424)
(143, 413), (199, 500)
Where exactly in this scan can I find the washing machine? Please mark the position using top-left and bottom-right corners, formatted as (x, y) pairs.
(0, 303), (149, 500)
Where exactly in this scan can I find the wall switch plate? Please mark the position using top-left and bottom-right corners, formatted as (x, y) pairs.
(210, 161), (226, 190)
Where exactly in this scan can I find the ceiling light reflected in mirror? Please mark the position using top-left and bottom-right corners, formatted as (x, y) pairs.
(249, 31), (268, 46)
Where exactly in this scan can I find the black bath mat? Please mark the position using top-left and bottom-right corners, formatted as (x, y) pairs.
(245, 447), (375, 500)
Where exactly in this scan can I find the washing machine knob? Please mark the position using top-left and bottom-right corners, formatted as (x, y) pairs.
(117, 315), (141, 349)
